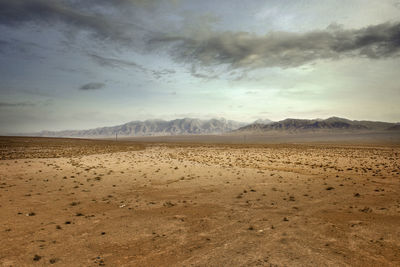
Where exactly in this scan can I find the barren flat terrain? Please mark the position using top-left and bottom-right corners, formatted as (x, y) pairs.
(122, 131), (400, 144)
(1, 137), (400, 266)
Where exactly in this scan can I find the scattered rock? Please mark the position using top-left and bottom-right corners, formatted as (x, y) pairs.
(49, 258), (59, 264)
(163, 201), (175, 207)
(33, 254), (42, 261)
(360, 207), (372, 213)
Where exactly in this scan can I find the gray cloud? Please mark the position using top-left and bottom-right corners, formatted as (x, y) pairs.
(149, 22), (400, 70)
(88, 53), (147, 71)
(0, 38), (45, 59)
(1, 0), (399, 73)
(0, 101), (36, 107)
(189, 65), (219, 80)
(89, 53), (178, 80)
(83, 0), (180, 9)
(0, 0), (138, 45)
(79, 82), (106, 90)
(152, 69), (176, 79)
(0, 39), (8, 53)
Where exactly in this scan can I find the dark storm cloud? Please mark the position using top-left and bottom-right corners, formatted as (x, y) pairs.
(79, 82), (105, 90)
(149, 22), (400, 69)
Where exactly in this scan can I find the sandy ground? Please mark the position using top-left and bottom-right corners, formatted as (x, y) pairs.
(0, 138), (400, 266)
(120, 131), (400, 144)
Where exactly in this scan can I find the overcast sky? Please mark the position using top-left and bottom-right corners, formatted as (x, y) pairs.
(1, 0), (400, 133)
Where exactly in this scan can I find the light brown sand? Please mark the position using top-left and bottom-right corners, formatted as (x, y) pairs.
(0, 137), (399, 266)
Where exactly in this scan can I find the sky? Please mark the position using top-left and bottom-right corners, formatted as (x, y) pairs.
(0, 0), (400, 133)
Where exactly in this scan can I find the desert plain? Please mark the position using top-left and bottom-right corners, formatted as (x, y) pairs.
(0, 136), (400, 266)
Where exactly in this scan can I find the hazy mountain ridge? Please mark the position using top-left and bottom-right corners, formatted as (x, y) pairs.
(236, 117), (399, 133)
(37, 118), (247, 137)
(29, 117), (400, 137)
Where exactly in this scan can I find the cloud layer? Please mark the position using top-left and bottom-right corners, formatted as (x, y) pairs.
(149, 22), (400, 69)
(1, 1), (399, 71)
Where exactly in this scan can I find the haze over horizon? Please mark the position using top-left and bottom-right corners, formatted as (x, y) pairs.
(1, 0), (400, 134)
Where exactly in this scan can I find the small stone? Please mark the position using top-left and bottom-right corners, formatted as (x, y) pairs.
(33, 254), (42, 261)
(49, 258), (59, 264)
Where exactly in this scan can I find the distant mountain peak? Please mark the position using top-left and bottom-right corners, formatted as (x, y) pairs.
(144, 119), (165, 122)
(253, 118), (273, 124)
(325, 116), (351, 122)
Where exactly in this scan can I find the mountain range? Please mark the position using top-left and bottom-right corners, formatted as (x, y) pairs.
(236, 117), (399, 133)
(37, 118), (247, 137)
(34, 117), (400, 138)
